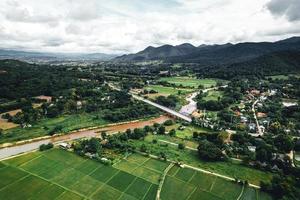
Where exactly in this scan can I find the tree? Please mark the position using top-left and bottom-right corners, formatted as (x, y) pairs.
(0, 128), (3, 137)
(101, 131), (107, 139)
(256, 144), (273, 162)
(48, 125), (63, 136)
(158, 126), (166, 135)
(197, 140), (224, 161)
(169, 129), (176, 137)
(164, 120), (174, 126)
(274, 134), (294, 153)
(153, 123), (160, 129)
(261, 175), (299, 199)
(178, 143), (185, 150)
(39, 143), (53, 151)
(87, 138), (102, 154)
(140, 144), (147, 152)
(126, 129), (132, 135)
(144, 125), (152, 133)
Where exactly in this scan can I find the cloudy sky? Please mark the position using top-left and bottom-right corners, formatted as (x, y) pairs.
(0, 0), (300, 54)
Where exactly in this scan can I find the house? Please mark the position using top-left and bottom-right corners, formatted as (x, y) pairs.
(76, 101), (83, 109)
(240, 116), (248, 123)
(35, 95), (52, 103)
(250, 89), (260, 96)
(59, 143), (70, 149)
(159, 71), (169, 75)
(257, 112), (267, 118)
(248, 123), (256, 131)
(282, 101), (298, 107)
(247, 146), (256, 152)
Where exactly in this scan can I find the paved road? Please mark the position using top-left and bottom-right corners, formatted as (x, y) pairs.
(252, 99), (263, 136)
(179, 91), (199, 116)
(179, 85), (228, 116)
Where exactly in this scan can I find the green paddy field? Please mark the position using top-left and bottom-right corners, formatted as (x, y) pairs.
(0, 149), (272, 200)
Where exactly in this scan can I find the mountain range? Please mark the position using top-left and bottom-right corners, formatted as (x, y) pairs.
(0, 49), (117, 63)
(114, 37), (300, 65)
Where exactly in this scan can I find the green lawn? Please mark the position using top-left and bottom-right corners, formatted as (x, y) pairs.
(266, 74), (300, 80)
(160, 77), (218, 88)
(144, 85), (193, 96)
(202, 90), (224, 101)
(164, 123), (216, 139)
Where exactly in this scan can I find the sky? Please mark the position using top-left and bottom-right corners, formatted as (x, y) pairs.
(0, 0), (300, 54)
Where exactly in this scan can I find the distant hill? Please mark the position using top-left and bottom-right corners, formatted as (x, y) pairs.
(114, 37), (300, 65)
(114, 43), (197, 61)
(195, 50), (300, 79)
(0, 49), (117, 63)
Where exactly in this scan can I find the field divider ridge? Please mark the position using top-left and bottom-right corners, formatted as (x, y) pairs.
(155, 163), (174, 200)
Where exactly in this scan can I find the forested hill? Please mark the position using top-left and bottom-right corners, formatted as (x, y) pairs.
(193, 50), (300, 79)
(0, 59), (82, 99)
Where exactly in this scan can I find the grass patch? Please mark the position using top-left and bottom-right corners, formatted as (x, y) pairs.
(1, 112), (108, 144)
(202, 90), (224, 101)
(144, 85), (192, 96)
(160, 77), (218, 88)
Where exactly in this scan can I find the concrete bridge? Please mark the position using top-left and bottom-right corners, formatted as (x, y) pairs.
(108, 83), (192, 122)
(131, 94), (192, 122)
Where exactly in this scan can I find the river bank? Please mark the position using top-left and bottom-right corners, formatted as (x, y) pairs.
(0, 115), (170, 160)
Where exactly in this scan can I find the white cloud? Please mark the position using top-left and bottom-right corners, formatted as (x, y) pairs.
(0, 0), (299, 54)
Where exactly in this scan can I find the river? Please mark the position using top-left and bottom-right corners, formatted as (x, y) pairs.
(0, 115), (170, 160)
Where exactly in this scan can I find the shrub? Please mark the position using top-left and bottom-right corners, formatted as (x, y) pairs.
(164, 120), (174, 126)
(169, 129), (176, 137)
(48, 125), (63, 136)
(178, 143), (185, 150)
(39, 143), (54, 151)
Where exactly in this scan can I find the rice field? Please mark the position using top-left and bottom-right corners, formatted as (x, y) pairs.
(0, 149), (273, 200)
(159, 77), (218, 88)
(0, 149), (159, 200)
(161, 165), (273, 200)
